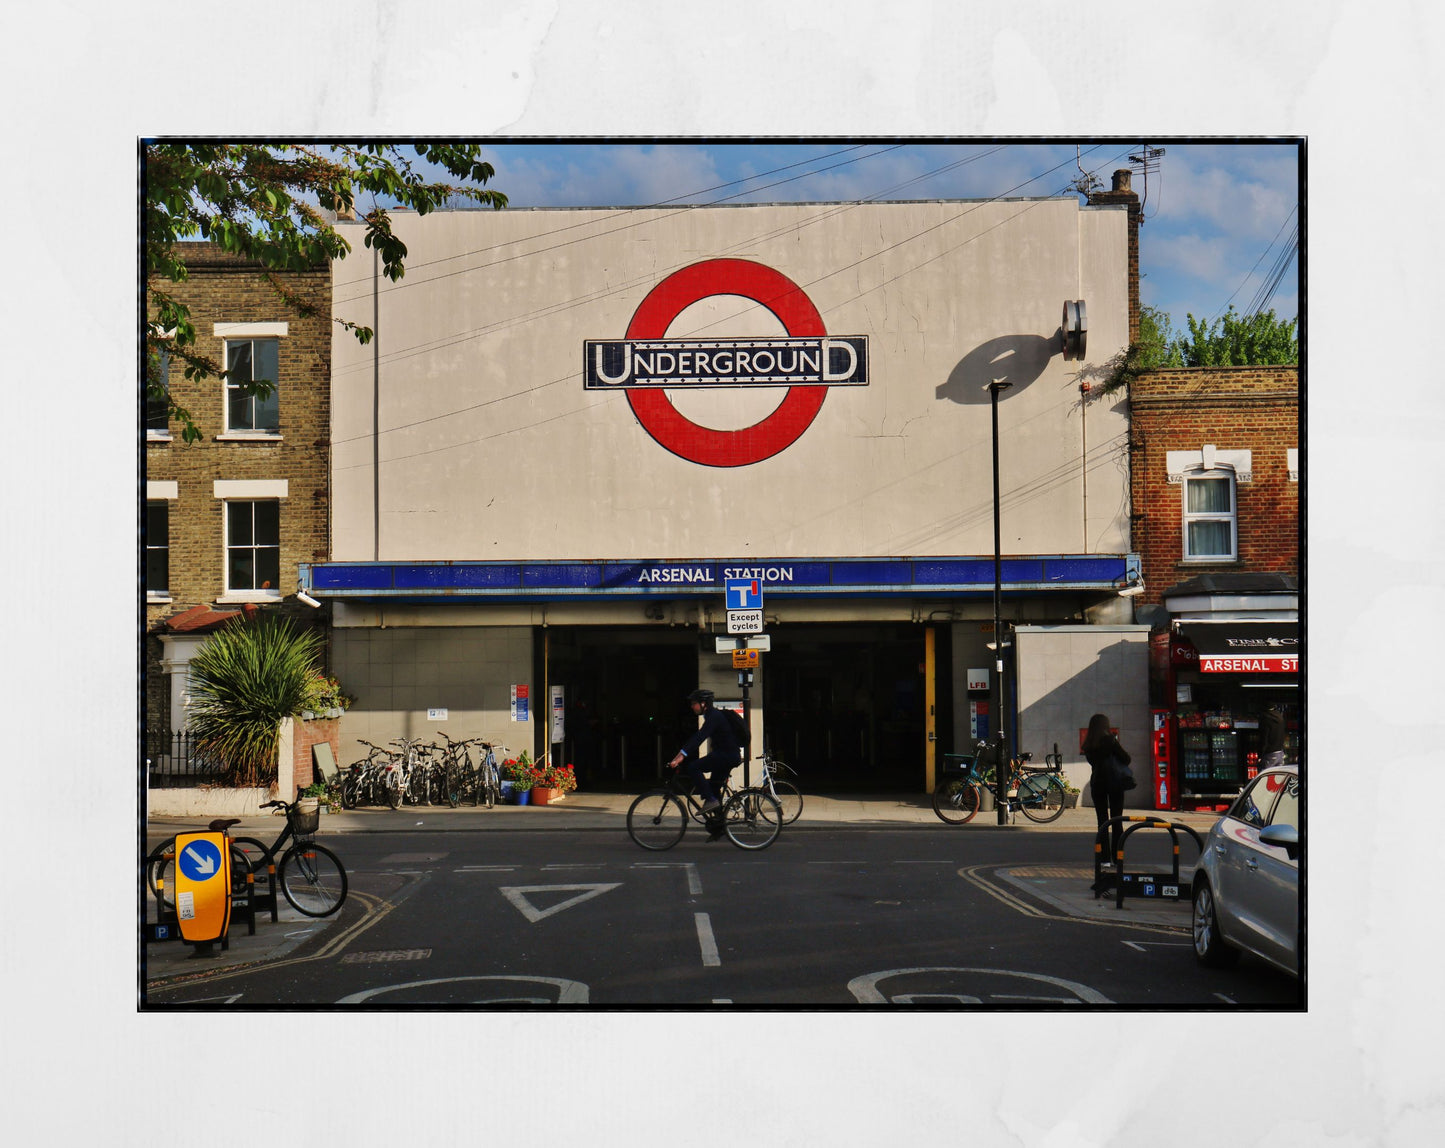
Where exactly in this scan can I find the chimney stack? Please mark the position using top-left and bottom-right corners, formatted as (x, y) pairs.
(1088, 170), (1143, 343)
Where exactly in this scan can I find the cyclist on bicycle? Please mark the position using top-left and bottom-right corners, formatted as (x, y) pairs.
(667, 688), (743, 840)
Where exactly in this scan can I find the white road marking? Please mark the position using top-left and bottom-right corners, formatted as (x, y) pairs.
(695, 913), (721, 967)
(633, 861), (703, 895)
(1123, 940), (1194, 953)
(455, 866), (516, 872)
(1214, 992), (1238, 1004)
(500, 883), (621, 923)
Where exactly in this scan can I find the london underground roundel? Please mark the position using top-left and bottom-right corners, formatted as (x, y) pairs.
(621, 259), (834, 468)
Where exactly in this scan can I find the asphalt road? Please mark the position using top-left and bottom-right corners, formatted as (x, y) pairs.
(142, 827), (1300, 1007)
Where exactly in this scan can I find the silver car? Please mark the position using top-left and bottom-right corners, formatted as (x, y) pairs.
(1191, 764), (1300, 976)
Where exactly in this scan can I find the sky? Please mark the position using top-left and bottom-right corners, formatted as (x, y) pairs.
(469, 139), (1300, 334)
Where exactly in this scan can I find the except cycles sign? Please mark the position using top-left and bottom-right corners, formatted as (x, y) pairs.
(588, 259), (869, 467)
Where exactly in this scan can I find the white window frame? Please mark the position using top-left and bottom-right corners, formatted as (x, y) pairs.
(1167, 446), (1250, 564)
(1180, 467), (1238, 562)
(216, 322), (287, 440)
(146, 481), (178, 601)
(215, 480), (287, 601)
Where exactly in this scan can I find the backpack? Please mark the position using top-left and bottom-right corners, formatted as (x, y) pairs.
(722, 707), (749, 749)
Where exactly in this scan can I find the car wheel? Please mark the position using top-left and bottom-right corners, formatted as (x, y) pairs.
(1193, 880), (1240, 968)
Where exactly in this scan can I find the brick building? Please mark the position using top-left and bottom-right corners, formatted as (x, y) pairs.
(1125, 364), (1300, 808)
(144, 244), (332, 762)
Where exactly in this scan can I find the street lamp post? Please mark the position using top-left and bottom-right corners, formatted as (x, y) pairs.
(988, 378), (1012, 824)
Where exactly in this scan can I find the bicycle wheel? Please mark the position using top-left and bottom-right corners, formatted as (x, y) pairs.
(279, 841), (348, 917)
(386, 771), (404, 809)
(483, 767), (498, 809)
(145, 838), (177, 904)
(626, 791), (687, 851)
(724, 789), (782, 850)
(229, 835), (271, 876)
(932, 778), (980, 824)
(1018, 773), (1067, 823)
(768, 780), (804, 825)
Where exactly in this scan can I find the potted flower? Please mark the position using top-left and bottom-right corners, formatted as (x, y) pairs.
(297, 780), (327, 817)
(503, 756), (533, 805)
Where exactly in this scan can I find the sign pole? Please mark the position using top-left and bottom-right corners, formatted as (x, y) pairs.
(734, 636), (757, 786)
(989, 378), (1013, 824)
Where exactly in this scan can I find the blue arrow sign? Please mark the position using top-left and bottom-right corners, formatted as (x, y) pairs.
(179, 838), (224, 882)
(725, 578), (762, 610)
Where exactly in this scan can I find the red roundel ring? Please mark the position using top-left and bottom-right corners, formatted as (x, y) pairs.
(624, 258), (828, 467)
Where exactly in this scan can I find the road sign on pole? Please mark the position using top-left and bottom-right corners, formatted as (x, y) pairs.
(726, 609), (764, 634)
(725, 578), (763, 610)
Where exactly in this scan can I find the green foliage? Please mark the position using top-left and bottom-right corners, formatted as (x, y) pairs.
(1098, 304), (1296, 393)
(186, 614), (326, 788)
(302, 673), (354, 715)
(1178, 306), (1298, 367)
(1095, 305), (1183, 394)
(144, 143), (506, 442)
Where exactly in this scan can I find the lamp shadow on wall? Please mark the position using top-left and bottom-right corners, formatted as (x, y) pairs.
(935, 333), (1059, 406)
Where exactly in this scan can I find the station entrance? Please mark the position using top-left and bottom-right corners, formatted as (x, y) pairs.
(761, 623), (942, 793)
(546, 622), (946, 795)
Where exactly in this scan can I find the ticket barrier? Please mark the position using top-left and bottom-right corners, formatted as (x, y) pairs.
(1092, 816), (1204, 910)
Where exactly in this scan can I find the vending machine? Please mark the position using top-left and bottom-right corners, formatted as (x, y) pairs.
(1150, 709), (1174, 811)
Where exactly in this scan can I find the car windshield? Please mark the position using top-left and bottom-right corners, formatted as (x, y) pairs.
(1230, 776), (1275, 827)
(1269, 775), (1300, 830)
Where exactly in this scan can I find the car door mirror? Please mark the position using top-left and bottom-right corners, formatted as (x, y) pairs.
(1258, 823), (1299, 860)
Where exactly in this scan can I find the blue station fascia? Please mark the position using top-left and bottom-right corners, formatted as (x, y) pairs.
(300, 555), (1141, 601)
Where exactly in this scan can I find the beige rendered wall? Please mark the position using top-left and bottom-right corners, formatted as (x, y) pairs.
(330, 199), (1131, 564)
(1012, 625), (1152, 803)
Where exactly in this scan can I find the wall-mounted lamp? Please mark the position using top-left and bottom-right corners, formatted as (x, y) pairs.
(1117, 576), (1145, 598)
(296, 589), (322, 609)
(1062, 300), (1088, 361)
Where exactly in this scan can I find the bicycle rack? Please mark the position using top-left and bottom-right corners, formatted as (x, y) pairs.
(1093, 816), (1204, 910)
(243, 854), (281, 925)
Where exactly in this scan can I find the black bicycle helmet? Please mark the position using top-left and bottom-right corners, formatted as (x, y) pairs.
(686, 688), (715, 705)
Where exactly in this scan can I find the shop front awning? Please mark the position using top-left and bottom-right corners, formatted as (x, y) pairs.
(1175, 621), (1299, 673)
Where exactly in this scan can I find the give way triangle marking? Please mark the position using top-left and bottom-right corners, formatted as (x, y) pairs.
(500, 883), (621, 923)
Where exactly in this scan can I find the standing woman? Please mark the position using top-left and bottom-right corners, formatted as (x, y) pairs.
(1082, 713), (1131, 868)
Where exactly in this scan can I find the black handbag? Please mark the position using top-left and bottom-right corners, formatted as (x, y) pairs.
(1113, 749), (1137, 791)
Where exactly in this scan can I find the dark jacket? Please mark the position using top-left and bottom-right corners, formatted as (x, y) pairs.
(1261, 708), (1286, 755)
(1084, 734), (1130, 790)
(677, 706), (743, 762)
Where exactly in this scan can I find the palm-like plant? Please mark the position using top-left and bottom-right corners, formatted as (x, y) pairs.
(186, 614), (325, 787)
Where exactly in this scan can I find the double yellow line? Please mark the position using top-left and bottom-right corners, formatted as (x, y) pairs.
(145, 884), (401, 992)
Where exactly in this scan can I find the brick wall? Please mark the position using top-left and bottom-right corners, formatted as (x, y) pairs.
(145, 244), (332, 729)
(1127, 365), (1299, 604)
(291, 716), (340, 793)
(1089, 171), (1143, 344)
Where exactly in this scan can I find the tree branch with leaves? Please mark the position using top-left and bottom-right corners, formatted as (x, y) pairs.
(144, 143), (506, 442)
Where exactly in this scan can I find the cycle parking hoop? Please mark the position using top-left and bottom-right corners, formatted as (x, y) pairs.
(1093, 816), (1204, 910)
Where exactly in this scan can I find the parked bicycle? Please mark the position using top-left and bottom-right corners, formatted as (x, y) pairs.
(932, 741), (1068, 824)
(146, 797), (348, 917)
(627, 766), (782, 850)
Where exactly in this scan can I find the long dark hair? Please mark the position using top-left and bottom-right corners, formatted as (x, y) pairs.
(1081, 713), (1113, 753)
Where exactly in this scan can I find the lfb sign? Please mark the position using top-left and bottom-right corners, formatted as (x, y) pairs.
(587, 259), (869, 467)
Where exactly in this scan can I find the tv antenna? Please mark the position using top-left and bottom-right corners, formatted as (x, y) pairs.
(1128, 144), (1165, 218)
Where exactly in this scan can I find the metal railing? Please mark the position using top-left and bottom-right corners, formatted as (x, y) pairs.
(146, 730), (225, 787)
